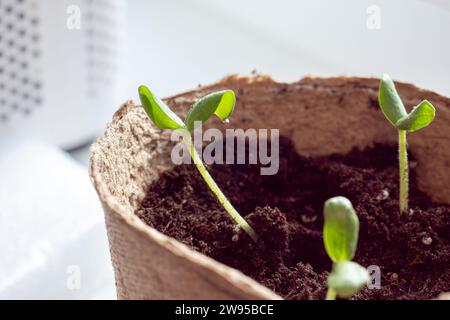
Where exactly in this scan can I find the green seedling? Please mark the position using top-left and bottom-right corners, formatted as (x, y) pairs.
(378, 74), (436, 214)
(323, 196), (369, 300)
(138, 85), (258, 243)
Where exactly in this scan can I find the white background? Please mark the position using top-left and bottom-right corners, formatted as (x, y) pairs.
(126, 0), (450, 100)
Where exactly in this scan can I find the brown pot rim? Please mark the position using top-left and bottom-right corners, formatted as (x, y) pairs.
(90, 74), (450, 300)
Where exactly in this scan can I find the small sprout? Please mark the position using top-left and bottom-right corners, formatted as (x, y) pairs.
(378, 74), (436, 214)
(138, 85), (258, 243)
(323, 196), (369, 300)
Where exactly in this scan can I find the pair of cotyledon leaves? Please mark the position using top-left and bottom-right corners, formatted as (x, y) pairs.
(138, 85), (235, 132)
(323, 197), (369, 298)
(379, 74), (435, 132)
(140, 74), (434, 133)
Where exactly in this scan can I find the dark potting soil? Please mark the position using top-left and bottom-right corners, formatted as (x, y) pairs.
(136, 137), (450, 300)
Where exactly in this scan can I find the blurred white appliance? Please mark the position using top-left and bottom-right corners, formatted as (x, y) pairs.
(0, 0), (127, 148)
(0, 139), (116, 299)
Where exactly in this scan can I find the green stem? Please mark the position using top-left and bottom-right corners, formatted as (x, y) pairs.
(182, 130), (258, 243)
(326, 288), (336, 300)
(398, 130), (409, 214)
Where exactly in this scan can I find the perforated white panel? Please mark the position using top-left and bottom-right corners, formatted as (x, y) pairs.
(0, 0), (43, 122)
(0, 0), (127, 147)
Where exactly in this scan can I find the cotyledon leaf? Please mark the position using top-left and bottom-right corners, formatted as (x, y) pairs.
(327, 261), (369, 298)
(184, 90), (235, 132)
(395, 100), (436, 132)
(378, 74), (408, 126)
(138, 85), (185, 130)
(323, 196), (360, 262)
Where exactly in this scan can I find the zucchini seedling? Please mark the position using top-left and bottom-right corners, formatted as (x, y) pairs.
(138, 85), (258, 243)
(378, 74), (436, 214)
(323, 196), (369, 300)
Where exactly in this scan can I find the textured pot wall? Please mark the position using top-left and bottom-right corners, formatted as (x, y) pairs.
(90, 75), (450, 299)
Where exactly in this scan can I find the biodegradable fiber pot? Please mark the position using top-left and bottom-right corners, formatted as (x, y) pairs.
(89, 75), (450, 299)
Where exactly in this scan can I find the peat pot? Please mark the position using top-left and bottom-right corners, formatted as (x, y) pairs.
(89, 76), (450, 299)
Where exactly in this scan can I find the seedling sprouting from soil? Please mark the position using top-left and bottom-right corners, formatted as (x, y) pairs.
(323, 196), (369, 300)
(378, 74), (436, 214)
(138, 85), (258, 243)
